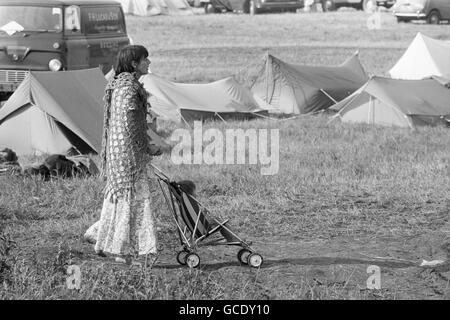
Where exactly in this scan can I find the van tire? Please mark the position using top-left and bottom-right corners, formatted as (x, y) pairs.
(427, 10), (441, 24)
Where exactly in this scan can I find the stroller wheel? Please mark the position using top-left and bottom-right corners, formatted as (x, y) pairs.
(185, 253), (200, 268)
(176, 250), (188, 265)
(248, 253), (263, 268)
(237, 248), (251, 265)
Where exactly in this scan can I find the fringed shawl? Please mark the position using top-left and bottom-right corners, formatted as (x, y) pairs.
(100, 72), (151, 202)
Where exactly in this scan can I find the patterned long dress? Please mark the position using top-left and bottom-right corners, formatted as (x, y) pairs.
(95, 72), (158, 257)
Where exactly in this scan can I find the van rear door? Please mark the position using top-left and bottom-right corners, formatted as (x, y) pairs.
(80, 5), (129, 74)
(64, 5), (89, 70)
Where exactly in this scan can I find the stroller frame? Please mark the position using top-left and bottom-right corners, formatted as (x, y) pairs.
(152, 164), (263, 268)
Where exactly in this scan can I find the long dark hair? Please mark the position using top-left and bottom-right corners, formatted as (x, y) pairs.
(114, 45), (149, 76)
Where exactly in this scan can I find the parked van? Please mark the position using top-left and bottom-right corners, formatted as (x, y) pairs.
(393, 0), (450, 23)
(0, 0), (130, 101)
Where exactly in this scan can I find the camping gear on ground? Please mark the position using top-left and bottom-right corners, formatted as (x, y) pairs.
(44, 154), (90, 178)
(22, 164), (51, 180)
(330, 76), (450, 128)
(0, 147), (20, 176)
(152, 164), (263, 268)
(22, 154), (94, 180)
(141, 74), (268, 123)
(249, 51), (368, 115)
(389, 32), (450, 80)
(0, 148), (17, 163)
(66, 155), (100, 176)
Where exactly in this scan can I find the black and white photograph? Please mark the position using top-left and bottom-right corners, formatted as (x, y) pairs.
(0, 0), (449, 305)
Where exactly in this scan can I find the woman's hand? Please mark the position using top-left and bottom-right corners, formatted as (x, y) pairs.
(149, 144), (163, 156)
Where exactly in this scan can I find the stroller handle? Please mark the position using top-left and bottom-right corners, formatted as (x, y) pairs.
(151, 164), (205, 211)
(150, 163), (171, 181)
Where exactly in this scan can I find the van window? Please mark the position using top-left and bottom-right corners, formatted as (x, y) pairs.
(0, 5), (62, 33)
(64, 5), (81, 35)
(81, 6), (125, 35)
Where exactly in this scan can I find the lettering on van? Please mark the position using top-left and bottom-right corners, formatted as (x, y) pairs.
(88, 12), (119, 22)
(100, 41), (119, 50)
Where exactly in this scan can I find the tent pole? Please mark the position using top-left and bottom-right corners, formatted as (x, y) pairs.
(251, 112), (283, 121)
(179, 111), (192, 129)
(320, 89), (338, 104)
(328, 80), (371, 124)
(215, 112), (227, 123)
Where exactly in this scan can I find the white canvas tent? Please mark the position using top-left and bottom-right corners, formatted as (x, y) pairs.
(389, 33), (450, 80)
(117, 0), (192, 16)
(141, 74), (267, 123)
(117, 0), (148, 16)
(0, 69), (106, 156)
(249, 52), (368, 115)
(331, 77), (450, 129)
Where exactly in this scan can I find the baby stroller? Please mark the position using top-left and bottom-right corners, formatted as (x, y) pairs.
(152, 165), (263, 269)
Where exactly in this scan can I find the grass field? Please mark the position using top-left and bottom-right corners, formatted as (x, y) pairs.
(1, 10), (450, 300)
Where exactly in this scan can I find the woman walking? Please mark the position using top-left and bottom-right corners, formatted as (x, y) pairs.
(95, 45), (161, 265)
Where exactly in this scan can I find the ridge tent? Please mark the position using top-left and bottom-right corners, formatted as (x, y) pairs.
(331, 77), (450, 128)
(117, 0), (193, 16)
(0, 69), (106, 156)
(389, 33), (450, 80)
(249, 52), (368, 115)
(141, 74), (267, 122)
